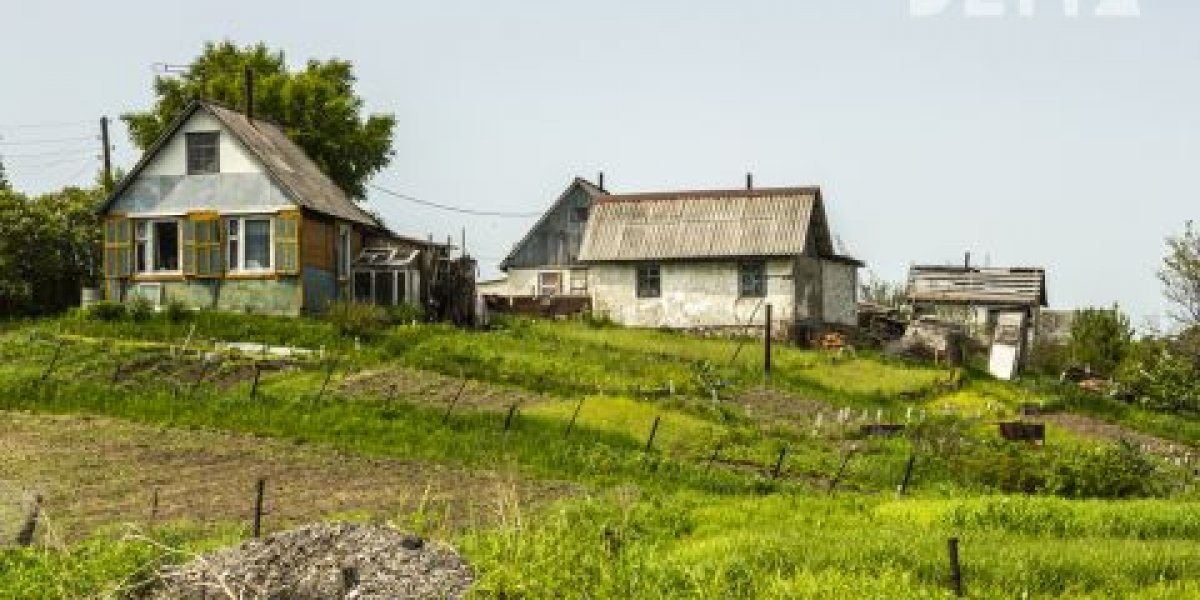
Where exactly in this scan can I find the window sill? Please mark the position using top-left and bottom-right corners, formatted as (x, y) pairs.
(131, 273), (184, 282)
(225, 271), (277, 280)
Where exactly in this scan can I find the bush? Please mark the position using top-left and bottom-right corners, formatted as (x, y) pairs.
(128, 296), (155, 322)
(386, 302), (425, 325)
(164, 299), (191, 323)
(326, 301), (390, 338)
(1069, 307), (1133, 377)
(1117, 338), (1200, 412)
(86, 301), (126, 321)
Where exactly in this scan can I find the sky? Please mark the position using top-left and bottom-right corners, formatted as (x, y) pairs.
(1, 0), (1195, 327)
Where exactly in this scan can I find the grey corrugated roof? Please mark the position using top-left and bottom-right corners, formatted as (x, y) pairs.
(907, 266), (1048, 307)
(100, 101), (380, 228)
(577, 187), (830, 261)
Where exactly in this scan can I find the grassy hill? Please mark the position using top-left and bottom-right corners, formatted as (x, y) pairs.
(1, 311), (1199, 598)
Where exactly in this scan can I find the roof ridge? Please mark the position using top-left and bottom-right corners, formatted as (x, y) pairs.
(598, 186), (820, 203)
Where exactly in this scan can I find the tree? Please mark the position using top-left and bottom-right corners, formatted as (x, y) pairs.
(0, 183), (102, 315)
(1069, 306), (1133, 377)
(1159, 221), (1200, 326)
(122, 41), (395, 200)
(0, 157), (10, 192)
(859, 271), (906, 308)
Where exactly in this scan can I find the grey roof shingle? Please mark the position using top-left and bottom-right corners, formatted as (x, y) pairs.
(577, 187), (834, 261)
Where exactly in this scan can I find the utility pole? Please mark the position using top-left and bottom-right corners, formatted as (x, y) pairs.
(100, 116), (113, 191)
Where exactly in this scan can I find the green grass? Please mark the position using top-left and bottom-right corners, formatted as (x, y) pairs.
(6, 312), (1200, 598)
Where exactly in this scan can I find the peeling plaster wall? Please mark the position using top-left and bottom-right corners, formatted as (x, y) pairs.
(821, 261), (859, 326)
(479, 267), (589, 297)
(126, 278), (302, 316)
(589, 260), (795, 330)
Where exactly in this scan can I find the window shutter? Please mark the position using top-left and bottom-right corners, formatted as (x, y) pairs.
(186, 212), (222, 278)
(181, 220), (196, 276)
(104, 216), (132, 279)
(275, 211), (300, 275)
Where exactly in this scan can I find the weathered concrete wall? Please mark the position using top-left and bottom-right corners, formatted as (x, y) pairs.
(589, 260), (794, 330)
(821, 261), (858, 326)
(479, 267), (589, 297)
(125, 278), (303, 316)
(793, 256), (823, 323)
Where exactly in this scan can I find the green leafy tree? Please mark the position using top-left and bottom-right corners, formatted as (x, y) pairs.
(0, 158), (10, 192)
(122, 41), (395, 199)
(1159, 221), (1200, 326)
(1069, 306), (1133, 377)
(0, 183), (102, 315)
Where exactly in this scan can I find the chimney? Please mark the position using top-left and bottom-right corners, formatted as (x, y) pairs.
(243, 66), (255, 121)
(746, 172), (754, 190)
(964, 251), (971, 270)
(597, 171), (605, 191)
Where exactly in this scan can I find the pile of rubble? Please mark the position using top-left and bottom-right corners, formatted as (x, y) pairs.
(153, 523), (473, 599)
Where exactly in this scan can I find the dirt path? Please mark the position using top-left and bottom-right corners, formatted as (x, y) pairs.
(0, 412), (576, 543)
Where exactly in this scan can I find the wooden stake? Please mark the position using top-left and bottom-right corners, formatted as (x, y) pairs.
(771, 446), (788, 479)
(252, 478), (266, 539)
(644, 416), (661, 453)
(564, 397), (585, 438)
(948, 537), (964, 597)
(898, 453), (917, 496)
(442, 377), (468, 425)
(249, 363), (262, 399)
(827, 446), (857, 494)
(315, 356), (339, 401)
(503, 403), (518, 431)
(763, 304), (773, 381)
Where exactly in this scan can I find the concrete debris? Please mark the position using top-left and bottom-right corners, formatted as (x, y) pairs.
(153, 522), (473, 599)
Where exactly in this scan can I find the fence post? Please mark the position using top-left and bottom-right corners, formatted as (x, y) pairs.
(771, 446), (788, 479)
(250, 363), (262, 399)
(38, 340), (66, 387)
(644, 416), (661, 453)
(763, 304), (773, 382)
(947, 537), (964, 597)
(252, 478), (266, 539)
(15, 494), (41, 546)
(315, 356), (339, 402)
(706, 443), (722, 471)
(897, 454), (917, 496)
(827, 446), (857, 494)
(564, 397), (585, 438)
(151, 487), (160, 522)
(442, 377), (468, 425)
(503, 404), (518, 431)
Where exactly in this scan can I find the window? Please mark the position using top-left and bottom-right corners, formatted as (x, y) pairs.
(571, 206), (589, 222)
(538, 272), (561, 296)
(636, 264), (661, 298)
(570, 269), (588, 294)
(132, 219), (181, 273)
(374, 271), (395, 305)
(739, 261), (767, 297)
(186, 132), (220, 174)
(226, 216), (273, 271)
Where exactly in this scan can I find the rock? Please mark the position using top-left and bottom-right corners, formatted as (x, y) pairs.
(152, 522), (472, 599)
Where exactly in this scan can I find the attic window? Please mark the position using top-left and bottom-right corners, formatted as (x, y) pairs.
(186, 132), (220, 174)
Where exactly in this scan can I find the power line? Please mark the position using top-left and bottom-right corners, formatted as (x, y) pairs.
(368, 183), (541, 218)
(0, 135), (94, 146)
(6, 153), (97, 170)
(0, 119), (92, 130)
(0, 145), (95, 159)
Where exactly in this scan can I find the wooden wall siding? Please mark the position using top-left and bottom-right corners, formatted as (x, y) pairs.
(302, 213), (334, 271)
(907, 266), (1047, 307)
(504, 185), (593, 269)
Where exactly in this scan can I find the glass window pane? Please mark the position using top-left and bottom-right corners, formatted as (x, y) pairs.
(353, 272), (373, 303)
(244, 219), (272, 269)
(186, 132), (220, 174)
(153, 221), (179, 271)
(375, 272), (395, 306)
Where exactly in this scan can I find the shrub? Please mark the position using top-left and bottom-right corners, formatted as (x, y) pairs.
(164, 299), (191, 323)
(86, 300), (126, 321)
(386, 302), (425, 325)
(128, 296), (155, 322)
(326, 301), (390, 339)
(1069, 306), (1133, 377)
(1117, 339), (1200, 412)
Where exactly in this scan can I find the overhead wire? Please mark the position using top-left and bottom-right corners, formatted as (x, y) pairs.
(368, 182), (541, 218)
(0, 135), (95, 146)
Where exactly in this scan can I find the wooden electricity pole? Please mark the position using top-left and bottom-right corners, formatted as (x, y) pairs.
(100, 116), (113, 191)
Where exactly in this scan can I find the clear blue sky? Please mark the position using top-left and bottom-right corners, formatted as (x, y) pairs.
(2, 1), (1195, 327)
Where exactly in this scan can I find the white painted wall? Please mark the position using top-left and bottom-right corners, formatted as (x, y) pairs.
(478, 267), (589, 296)
(141, 111), (262, 176)
(589, 260), (795, 330)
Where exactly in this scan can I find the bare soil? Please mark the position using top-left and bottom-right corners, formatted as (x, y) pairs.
(335, 367), (546, 411)
(0, 412), (577, 543)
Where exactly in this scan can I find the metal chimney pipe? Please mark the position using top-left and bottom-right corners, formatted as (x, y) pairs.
(598, 171), (605, 191)
(746, 172), (753, 190)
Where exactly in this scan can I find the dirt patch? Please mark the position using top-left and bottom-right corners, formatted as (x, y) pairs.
(335, 367), (544, 412)
(1044, 413), (1197, 458)
(732, 387), (832, 424)
(0, 412), (577, 543)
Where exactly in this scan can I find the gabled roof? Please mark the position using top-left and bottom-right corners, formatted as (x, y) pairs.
(907, 265), (1048, 307)
(577, 186), (846, 262)
(499, 177), (606, 270)
(99, 100), (381, 228)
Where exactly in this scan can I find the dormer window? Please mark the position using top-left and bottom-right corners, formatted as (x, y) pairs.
(186, 131), (220, 174)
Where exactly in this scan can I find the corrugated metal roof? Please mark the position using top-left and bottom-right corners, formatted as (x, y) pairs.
(907, 266), (1047, 307)
(577, 187), (825, 261)
(101, 101), (381, 229)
